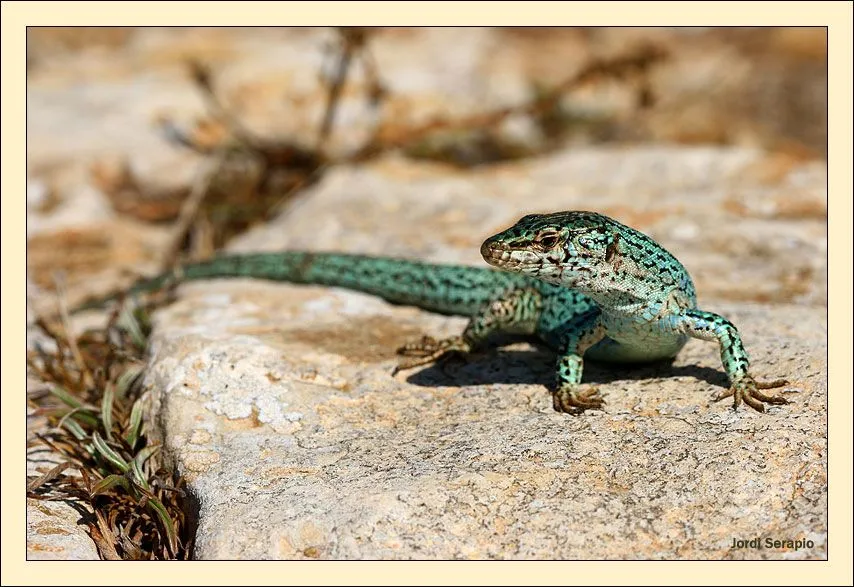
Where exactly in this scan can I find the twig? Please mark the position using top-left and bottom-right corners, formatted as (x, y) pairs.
(349, 43), (669, 160)
(187, 60), (258, 149)
(92, 510), (123, 560)
(266, 158), (333, 220)
(317, 28), (367, 149)
(158, 152), (226, 272)
(53, 273), (93, 388)
(27, 462), (74, 493)
(156, 118), (217, 156)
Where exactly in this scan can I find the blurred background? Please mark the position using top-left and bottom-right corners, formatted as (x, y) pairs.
(26, 26), (827, 311)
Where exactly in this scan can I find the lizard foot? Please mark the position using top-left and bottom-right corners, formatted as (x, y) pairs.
(712, 375), (789, 413)
(552, 385), (606, 414)
(392, 335), (472, 375)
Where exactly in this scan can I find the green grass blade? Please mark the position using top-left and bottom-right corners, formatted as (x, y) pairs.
(130, 459), (150, 491)
(91, 474), (133, 496)
(61, 417), (88, 441)
(115, 365), (144, 399)
(92, 432), (129, 473)
(125, 399), (144, 449)
(57, 407), (83, 431)
(145, 497), (178, 557)
(70, 410), (101, 428)
(49, 386), (100, 414)
(49, 386), (84, 410)
(133, 444), (161, 468)
(130, 445), (160, 491)
(101, 383), (115, 441)
(118, 305), (148, 350)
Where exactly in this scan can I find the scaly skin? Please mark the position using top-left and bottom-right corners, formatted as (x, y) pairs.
(75, 211), (789, 414)
(479, 211), (788, 412)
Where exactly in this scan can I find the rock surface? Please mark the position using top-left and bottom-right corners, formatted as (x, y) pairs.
(137, 146), (827, 559)
(26, 407), (100, 561)
(26, 499), (100, 561)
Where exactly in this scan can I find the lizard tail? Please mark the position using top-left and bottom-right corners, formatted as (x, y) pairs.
(75, 252), (528, 317)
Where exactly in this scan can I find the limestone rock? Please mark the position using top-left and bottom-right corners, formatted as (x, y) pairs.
(137, 146), (827, 559)
(26, 499), (100, 561)
(26, 413), (99, 561)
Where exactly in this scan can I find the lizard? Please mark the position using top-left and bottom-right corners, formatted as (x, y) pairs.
(73, 210), (790, 414)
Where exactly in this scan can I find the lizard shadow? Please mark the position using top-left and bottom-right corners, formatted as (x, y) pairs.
(402, 338), (730, 390)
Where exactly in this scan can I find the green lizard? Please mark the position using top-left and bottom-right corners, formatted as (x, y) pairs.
(76, 211), (789, 413)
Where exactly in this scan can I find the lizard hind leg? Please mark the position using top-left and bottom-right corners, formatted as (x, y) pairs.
(392, 335), (472, 375)
(391, 287), (544, 376)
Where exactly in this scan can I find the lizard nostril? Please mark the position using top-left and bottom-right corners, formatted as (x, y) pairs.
(481, 238), (507, 260)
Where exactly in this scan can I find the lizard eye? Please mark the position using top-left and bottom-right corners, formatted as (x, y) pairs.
(535, 231), (561, 248)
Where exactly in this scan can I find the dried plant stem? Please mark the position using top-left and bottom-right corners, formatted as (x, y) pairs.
(159, 152), (226, 272)
(54, 274), (93, 388)
(358, 43), (668, 155)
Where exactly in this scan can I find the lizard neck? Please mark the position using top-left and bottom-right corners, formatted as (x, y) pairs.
(595, 284), (698, 326)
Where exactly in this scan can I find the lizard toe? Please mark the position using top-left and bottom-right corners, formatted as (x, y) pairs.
(718, 375), (791, 413)
(392, 335), (472, 374)
(552, 386), (605, 413)
(396, 335), (439, 357)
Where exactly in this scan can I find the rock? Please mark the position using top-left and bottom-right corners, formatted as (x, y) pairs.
(26, 499), (100, 561)
(27, 406), (99, 561)
(137, 146), (826, 559)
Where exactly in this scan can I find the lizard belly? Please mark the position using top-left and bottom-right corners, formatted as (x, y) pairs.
(587, 313), (688, 364)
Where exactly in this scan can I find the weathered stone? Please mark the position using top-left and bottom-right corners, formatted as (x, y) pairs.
(145, 288), (826, 560)
(136, 147), (827, 560)
(26, 408), (99, 561)
(26, 499), (100, 561)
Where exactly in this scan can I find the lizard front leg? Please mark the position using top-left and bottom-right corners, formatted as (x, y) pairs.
(551, 309), (607, 413)
(679, 309), (789, 412)
(393, 288), (543, 374)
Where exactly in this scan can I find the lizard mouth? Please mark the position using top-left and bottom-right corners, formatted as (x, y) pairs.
(480, 239), (534, 272)
(480, 239), (508, 265)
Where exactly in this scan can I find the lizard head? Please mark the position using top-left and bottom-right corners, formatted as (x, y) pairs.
(480, 211), (624, 291)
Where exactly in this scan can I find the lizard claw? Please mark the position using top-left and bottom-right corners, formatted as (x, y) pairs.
(712, 375), (790, 413)
(552, 386), (606, 414)
(392, 335), (472, 375)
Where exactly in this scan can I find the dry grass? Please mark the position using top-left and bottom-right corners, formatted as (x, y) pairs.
(27, 298), (194, 560)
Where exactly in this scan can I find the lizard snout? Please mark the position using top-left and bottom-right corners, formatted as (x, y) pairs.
(480, 238), (501, 260)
